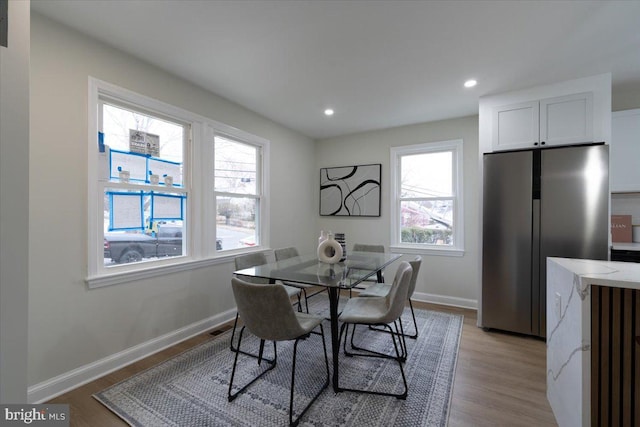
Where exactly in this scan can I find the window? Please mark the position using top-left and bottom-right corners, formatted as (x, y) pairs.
(88, 78), (270, 287)
(390, 139), (464, 256)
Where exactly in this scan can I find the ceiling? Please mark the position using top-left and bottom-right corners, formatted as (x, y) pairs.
(31, 1), (640, 140)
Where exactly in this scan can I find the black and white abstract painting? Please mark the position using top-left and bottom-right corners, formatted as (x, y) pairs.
(320, 164), (381, 216)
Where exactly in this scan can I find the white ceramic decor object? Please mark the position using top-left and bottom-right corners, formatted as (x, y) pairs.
(317, 233), (343, 264)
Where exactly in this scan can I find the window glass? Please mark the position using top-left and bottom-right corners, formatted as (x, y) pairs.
(100, 101), (187, 266)
(400, 200), (453, 245)
(214, 136), (260, 251)
(214, 136), (257, 194)
(103, 103), (184, 163)
(400, 151), (452, 197)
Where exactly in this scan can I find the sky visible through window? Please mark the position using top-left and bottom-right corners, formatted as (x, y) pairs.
(401, 151), (452, 198)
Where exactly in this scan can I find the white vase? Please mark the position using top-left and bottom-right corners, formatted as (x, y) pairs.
(317, 233), (343, 264)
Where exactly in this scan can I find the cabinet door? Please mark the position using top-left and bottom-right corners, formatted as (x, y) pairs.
(611, 109), (640, 192)
(540, 92), (593, 146)
(492, 101), (539, 151)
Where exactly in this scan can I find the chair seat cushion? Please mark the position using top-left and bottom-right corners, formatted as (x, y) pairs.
(294, 312), (325, 335)
(358, 283), (391, 298)
(339, 296), (389, 324)
(282, 284), (302, 297)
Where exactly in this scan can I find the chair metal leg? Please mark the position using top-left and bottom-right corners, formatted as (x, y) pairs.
(345, 322), (406, 362)
(407, 299), (419, 339)
(288, 324), (330, 426)
(368, 300), (419, 340)
(229, 313), (240, 351)
(298, 287), (331, 313)
(230, 314), (275, 362)
(393, 319), (408, 361)
(338, 322), (408, 399)
(228, 327), (277, 402)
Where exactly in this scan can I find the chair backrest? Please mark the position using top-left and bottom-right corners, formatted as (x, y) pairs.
(234, 252), (270, 285)
(352, 243), (384, 253)
(407, 256), (422, 298)
(274, 247), (299, 261)
(379, 261), (413, 324)
(231, 277), (306, 341)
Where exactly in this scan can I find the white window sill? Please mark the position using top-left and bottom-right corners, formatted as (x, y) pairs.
(86, 255), (231, 289)
(87, 247), (273, 289)
(390, 245), (465, 257)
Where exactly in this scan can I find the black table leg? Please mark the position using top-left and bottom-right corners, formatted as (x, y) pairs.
(327, 287), (342, 392)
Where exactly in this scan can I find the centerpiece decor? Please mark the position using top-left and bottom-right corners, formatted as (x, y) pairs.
(317, 232), (343, 264)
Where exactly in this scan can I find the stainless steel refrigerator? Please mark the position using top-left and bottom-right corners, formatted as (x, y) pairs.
(481, 143), (609, 337)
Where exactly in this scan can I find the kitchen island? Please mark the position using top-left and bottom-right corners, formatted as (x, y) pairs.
(546, 257), (640, 427)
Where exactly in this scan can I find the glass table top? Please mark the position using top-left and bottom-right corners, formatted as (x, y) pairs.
(233, 251), (402, 288)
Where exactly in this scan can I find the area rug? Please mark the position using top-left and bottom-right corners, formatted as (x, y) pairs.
(94, 298), (463, 426)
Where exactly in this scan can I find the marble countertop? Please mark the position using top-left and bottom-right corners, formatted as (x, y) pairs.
(548, 257), (640, 290)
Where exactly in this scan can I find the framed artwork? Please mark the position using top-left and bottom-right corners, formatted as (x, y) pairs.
(320, 163), (381, 216)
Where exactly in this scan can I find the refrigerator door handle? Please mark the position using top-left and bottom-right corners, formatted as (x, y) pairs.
(531, 199), (541, 337)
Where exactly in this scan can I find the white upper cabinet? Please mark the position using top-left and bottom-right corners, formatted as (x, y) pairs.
(610, 109), (640, 192)
(540, 92), (593, 146)
(492, 101), (539, 151)
(492, 92), (594, 151)
(480, 74), (611, 155)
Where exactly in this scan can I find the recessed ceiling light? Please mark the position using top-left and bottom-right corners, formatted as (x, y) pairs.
(324, 108), (334, 116)
(464, 79), (477, 88)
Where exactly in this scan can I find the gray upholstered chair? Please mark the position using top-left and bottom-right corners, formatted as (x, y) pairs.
(358, 256), (422, 339)
(228, 277), (329, 426)
(348, 243), (386, 296)
(231, 252), (303, 354)
(274, 247), (327, 312)
(337, 261), (413, 399)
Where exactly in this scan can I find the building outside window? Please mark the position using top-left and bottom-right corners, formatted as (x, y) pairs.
(390, 139), (464, 256)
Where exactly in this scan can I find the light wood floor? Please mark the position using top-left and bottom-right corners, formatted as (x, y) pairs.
(47, 300), (557, 426)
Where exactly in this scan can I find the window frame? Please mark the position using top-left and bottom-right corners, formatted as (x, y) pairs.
(87, 78), (270, 288)
(389, 139), (464, 256)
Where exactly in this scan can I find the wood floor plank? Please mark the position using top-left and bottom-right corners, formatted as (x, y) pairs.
(47, 301), (557, 426)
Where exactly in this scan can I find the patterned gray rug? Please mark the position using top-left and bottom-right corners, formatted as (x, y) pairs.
(94, 297), (463, 426)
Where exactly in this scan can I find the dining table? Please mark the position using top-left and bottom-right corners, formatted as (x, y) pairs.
(233, 250), (402, 392)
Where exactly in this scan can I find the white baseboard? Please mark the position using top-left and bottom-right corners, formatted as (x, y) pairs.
(28, 308), (236, 403)
(413, 291), (477, 310)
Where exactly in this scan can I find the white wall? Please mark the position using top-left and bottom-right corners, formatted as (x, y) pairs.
(613, 83), (640, 112)
(0, 0), (30, 403)
(28, 13), (315, 400)
(315, 116), (480, 308)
